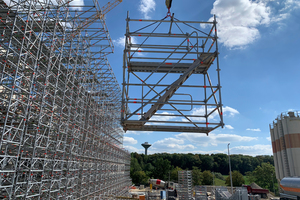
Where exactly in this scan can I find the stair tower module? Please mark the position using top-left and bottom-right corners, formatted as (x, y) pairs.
(121, 12), (224, 134)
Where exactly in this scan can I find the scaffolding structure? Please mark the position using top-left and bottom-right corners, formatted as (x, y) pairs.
(215, 187), (248, 200)
(0, 0), (131, 199)
(195, 185), (208, 200)
(121, 12), (224, 134)
(177, 170), (192, 200)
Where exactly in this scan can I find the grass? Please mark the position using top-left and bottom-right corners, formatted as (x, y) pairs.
(214, 178), (226, 186)
(244, 176), (251, 185)
(219, 175), (251, 186)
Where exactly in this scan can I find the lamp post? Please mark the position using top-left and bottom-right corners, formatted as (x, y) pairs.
(228, 143), (233, 194)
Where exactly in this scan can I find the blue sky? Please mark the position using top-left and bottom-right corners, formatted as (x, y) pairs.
(100, 0), (300, 156)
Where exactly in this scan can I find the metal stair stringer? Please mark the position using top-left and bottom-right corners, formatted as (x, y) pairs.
(141, 58), (202, 122)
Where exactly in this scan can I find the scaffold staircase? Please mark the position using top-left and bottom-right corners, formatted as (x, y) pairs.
(121, 13), (224, 134)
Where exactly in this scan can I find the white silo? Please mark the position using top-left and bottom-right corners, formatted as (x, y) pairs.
(281, 111), (300, 177)
(269, 124), (280, 179)
(276, 118), (290, 178)
(273, 122), (284, 180)
(270, 111), (300, 180)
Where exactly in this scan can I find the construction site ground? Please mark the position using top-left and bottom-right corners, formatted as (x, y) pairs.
(130, 188), (178, 200)
(129, 183), (279, 200)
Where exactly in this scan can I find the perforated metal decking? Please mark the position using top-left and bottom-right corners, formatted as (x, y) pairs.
(121, 13), (224, 134)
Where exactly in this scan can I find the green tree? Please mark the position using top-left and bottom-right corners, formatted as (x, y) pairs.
(170, 166), (183, 182)
(245, 171), (255, 183)
(152, 157), (171, 180)
(231, 155), (243, 172)
(130, 153), (275, 186)
(130, 157), (144, 184)
(214, 172), (225, 181)
(132, 171), (149, 185)
(248, 162), (278, 193)
(226, 171), (245, 186)
(130, 157), (142, 175)
(144, 163), (154, 177)
(211, 154), (228, 174)
(202, 170), (213, 185)
(200, 155), (214, 171)
(192, 167), (202, 186)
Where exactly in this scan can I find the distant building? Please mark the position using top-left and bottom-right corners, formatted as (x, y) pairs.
(270, 111), (300, 180)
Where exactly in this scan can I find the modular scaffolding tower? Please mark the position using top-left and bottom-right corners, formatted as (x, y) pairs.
(0, 0), (131, 199)
(121, 12), (224, 134)
(178, 170), (193, 200)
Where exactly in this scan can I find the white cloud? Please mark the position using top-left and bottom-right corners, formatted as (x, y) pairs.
(191, 107), (215, 121)
(266, 136), (271, 141)
(230, 144), (272, 156)
(190, 106), (239, 122)
(179, 144), (272, 156)
(123, 145), (144, 153)
(205, 0), (300, 48)
(151, 137), (196, 153)
(125, 130), (153, 135)
(208, 0), (271, 48)
(270, 0), (300, 22)
(223, 106), (240, 117)
(189, 149), (225, 155)
(272, 12), (289, 22)
(69, 0), (84, 10)
(113, 36), (144, 56)
(139, 0), (156, 19)
(123, 136), (138, 145)
(113, 36), (128, 48)
(155, 138), (185, 145)
(124, 134), (270, 156)
(151, 112), (177, 121)
(225, 125), (234, 129)
(176, 133), (257, 147)
(246, 128), (261, 132)
(148, 112), (179, 125)
(279, 0), (300, 12)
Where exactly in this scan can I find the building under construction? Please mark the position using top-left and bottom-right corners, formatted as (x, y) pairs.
(0, 0), (131, 199)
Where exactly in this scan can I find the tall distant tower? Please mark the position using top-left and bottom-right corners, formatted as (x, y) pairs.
(141, 142), (151, 155)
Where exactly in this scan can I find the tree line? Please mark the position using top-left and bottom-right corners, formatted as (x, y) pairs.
(130, 152), (276, 192)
